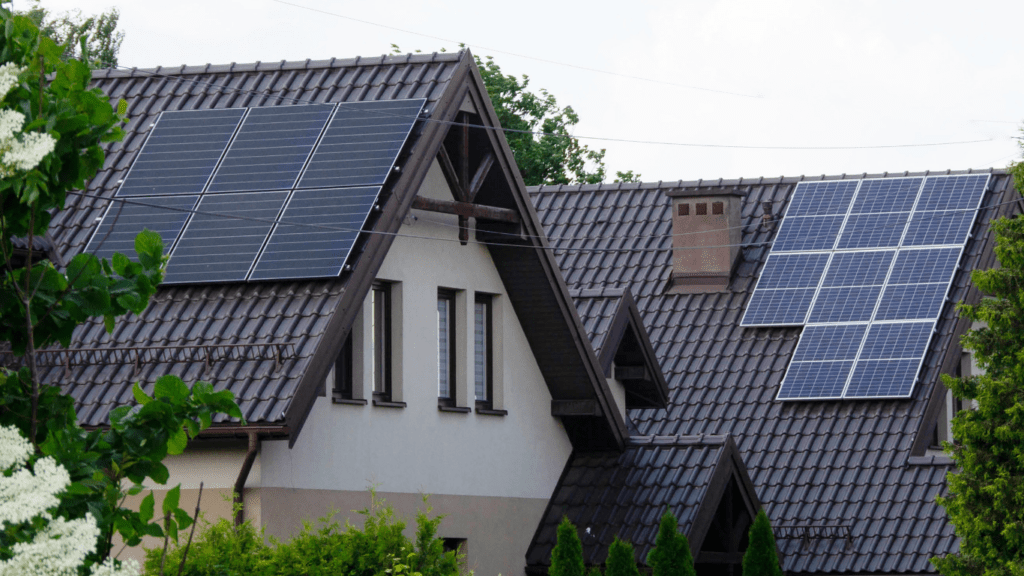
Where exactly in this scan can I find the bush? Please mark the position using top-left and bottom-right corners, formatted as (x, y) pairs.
(741, 510), (781, 576)
(550, 516), (585, 576)
(647, 509), (695, 576)
(144, 493), (464, 576)
(604, 537), (639, 576)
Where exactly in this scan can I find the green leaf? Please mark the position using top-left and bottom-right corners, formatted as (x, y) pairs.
(134, 229), (164, 262)
(167, 427), (187, 455)
(103, 313), (115, 333)
(117, 98), (128, 117)
(162, 485), (180, 516)
(153, 374), (189, 402)
(139, 492), (155, 524)
(132, 382), (152, 405)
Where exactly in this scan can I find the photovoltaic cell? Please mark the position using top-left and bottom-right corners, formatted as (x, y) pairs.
(297, 99), (425, 189)
(874, 283), (948, 321)
(85, 196), (198, 261)
(208, 104), (334, 193)
(859, 322), (932, 360)
(163, 191), (288, 284)
(821, 251), (894, 287)
(844, 359), (920, 398)
(117, 109), (245, 197)
(835, 212), (908, 249)
(776, 361), (853, 400)
(740, 288), (815, 326)
(850, 177), (922, 214)
(916, 174), (989, 211)
(772, 215), (844, 252)
(791, 324), (867, 362)
(250, 187), (382, 280)
(903, 210), (975, 246)
(888, 248), (960, 284)
(784, 180), (858, 217)
(756, 253), (830, 289)
(807, 286), (882, 323)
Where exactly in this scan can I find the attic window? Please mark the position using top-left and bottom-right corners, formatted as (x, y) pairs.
(696, 203), (708, 215)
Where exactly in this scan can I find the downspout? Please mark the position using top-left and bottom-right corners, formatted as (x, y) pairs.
(234, 431), (258, 526)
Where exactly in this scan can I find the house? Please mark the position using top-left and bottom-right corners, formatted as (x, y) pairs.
(29, 49), (705, 576)
(526, 171), (1020, 575)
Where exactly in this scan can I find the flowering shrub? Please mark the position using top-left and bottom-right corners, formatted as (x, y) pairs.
(0, 424), (138, 576)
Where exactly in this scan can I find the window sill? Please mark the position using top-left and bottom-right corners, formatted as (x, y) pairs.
(438, 405), (472, 413)
(372, 399), (407, 408)
(332, 397), (368, 406)
(475, 407), (508, 416)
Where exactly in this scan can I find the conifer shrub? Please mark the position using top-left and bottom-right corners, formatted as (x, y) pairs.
(605, 536), (640, 576)
(647, 509), (695, 576)
(550, 516), (585, 576)
(741, 510), (782, 576)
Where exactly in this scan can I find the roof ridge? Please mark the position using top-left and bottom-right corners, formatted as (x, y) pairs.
(91, 51), (467, 80)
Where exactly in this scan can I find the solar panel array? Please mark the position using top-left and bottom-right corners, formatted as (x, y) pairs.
(85, 99), (425, 283)
(740, 174), (990, 400)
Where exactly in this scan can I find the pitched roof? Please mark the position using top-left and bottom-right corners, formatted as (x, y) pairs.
(40, 50), (632, 450)
(526, 435), (760, 569)
(528, 170), (1019, 573)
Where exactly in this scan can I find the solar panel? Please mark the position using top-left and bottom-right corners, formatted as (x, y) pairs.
(755, 253), (830, 289)
(835, 212), (908, 249)
(297, 99), (425, 189)
(249, 186), (381, 280)
(807, 286), (882, 323)
(740, 288), (816, 326)
(207, 104), (334, 193)
(163, 191), (288, 284)
(772, 215), (844, 252)
(776, 361), (854, 400)
(85, 196), (198, 261)
(748, 174), (991, 401)
(117, 109), (245, 197)
(850, 178), (922, 214)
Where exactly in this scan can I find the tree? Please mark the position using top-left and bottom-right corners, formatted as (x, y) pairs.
(933, 207), (1024, 576)
(550, 516), (585, 576)
(18, 0), (124, 68)
(605, 536), (640, 576)
(646, 509), (695, 576)
(0, 7), (241, 575)
(742, 510), (782, 576)
(391, 44), (640, 186)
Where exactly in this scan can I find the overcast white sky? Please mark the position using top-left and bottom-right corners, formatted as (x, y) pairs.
(34, 0), (1024, 183)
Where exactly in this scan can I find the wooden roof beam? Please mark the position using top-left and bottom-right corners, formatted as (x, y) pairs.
(411, 196), (520, 224)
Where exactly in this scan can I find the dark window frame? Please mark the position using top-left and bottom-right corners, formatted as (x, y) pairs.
(371, 282), (393, 402)
(474, 293), (494, 409)
(331, 330), (364, 404)
(437, 288), (457, 407)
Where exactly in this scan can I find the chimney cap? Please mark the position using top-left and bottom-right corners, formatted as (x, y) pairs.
(664, 187), (747, 198)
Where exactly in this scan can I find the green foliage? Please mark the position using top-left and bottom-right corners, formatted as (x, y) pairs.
(18, 0), (124, 68)
(613, 170), (642, 184)
(647, 509), (695, 576)
(605, 537), (640, 576)
(551, 516), (585, 576)
(934, 214), (1024, 576)
(742, 510), (781, 576)
(146, 493), (465, 576)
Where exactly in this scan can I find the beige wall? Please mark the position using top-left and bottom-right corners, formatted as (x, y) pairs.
(261, 488), (550, 576)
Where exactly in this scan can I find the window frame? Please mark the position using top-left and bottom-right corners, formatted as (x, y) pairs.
(331, 330), (359, 403)
(437, 288), (457, 407)
(474, 293), (494, 409)
(371, 281), (393, 401)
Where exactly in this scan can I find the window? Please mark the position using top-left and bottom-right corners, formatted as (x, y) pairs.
(474, 294), (492, 405)
(371, 282), (392, 399)
(438, 290), (456, 404)
(332, 331), (356, 402)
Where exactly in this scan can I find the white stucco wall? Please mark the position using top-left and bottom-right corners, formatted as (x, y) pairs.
(259, 159), (574, 499)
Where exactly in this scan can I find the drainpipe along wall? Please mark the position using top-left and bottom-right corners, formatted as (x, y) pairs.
(234, 431), (259, 526)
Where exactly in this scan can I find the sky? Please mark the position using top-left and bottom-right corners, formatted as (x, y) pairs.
(33, 0), (1024, 183)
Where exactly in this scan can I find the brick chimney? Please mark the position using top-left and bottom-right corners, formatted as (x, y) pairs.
(666, 188), (745, 293)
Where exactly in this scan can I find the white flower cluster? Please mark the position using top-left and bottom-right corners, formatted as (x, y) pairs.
(0, 424), (139, 576)
(0, 61), (55, 176)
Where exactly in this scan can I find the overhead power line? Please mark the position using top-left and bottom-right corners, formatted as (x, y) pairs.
(112, 65), (1003, 152)
(269, 0), (763, 99)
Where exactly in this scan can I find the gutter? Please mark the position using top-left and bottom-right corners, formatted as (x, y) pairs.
(233, 431), (259, 526)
